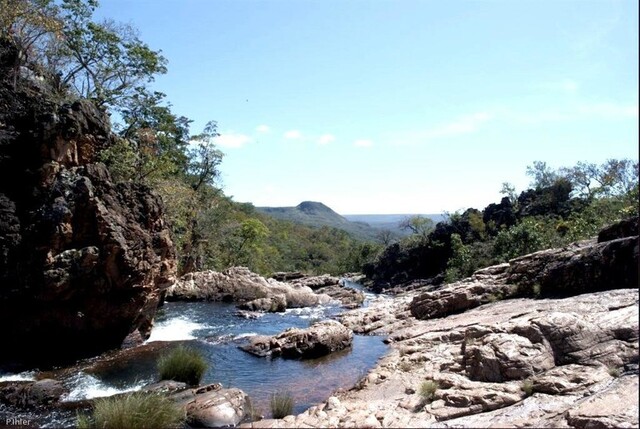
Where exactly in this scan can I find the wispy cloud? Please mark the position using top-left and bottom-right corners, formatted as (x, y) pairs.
(284, 130), (302, 139)
(317, 134), (335, 145)
(354, 139), (373, 148)
(423, 112), (493, 139)
(214, 132), (252, 148)
(256, 124), (270, 133)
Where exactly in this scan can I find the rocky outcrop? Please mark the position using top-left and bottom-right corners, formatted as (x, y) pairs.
(243, 221), (638, 428)
(0, 43), (176, 365)
(240, 320), (353, 359)
(410, 221), (638, 320)
(165, 267), (332, 309)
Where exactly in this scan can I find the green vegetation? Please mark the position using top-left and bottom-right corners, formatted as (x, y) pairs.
(76, 392), (185, 429)
(419, 380), (439, 402)
(607, 366), (621, 378)
(521, 379), (534, 396)
(270, 391), (294, 419)
(157, 346), (208, 386)
(365, 159), (638, 288)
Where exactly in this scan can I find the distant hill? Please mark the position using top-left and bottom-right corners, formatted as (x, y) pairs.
(256, 201), (386, 241)
(343, 214), (446, 237)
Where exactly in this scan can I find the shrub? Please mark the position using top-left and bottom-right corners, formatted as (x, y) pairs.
(158, 345), (208, 386)
(419, 380), (439, 402)
(607, 366), (621, 378)
(521, 379), (534, 396)
(270, 391), (294, 419)
(399, 361), (413, 372)
(76, 392), (185, 429)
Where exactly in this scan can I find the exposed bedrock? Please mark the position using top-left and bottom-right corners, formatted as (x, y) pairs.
(165, 267), (333, 309)
(0, 47), (176, 365)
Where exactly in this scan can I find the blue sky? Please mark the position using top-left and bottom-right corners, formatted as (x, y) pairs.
(96, 0), (638, 214)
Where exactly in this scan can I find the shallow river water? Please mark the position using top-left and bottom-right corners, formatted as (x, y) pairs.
(0, 280), (389, 426)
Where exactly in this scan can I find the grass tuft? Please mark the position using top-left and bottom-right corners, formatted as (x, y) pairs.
(607, 366), (621, 378)
(76, 391), (185, 429)
(521, 379), (534, 396)
(157, 345), (208, 386)
(419, 380), (439, 402)
(270, 390), (294, 419)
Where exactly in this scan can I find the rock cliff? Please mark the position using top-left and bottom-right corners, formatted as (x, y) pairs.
(0, 40), (176, 366)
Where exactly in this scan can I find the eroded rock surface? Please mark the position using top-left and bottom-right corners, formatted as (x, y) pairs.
(242, 223), (639, 428)
(0, 45), (176, 365)
(240, 320), (353, 359)
(166, 267), (332, 309)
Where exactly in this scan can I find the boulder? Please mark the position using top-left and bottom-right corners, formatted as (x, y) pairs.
(0, 379), (66, 408)
(288, 274), (340, 290)
(0, 52), (177, 365)
(598, 216), (638, 242)
(238, 295), (287, 313)
(315, 284), (365, 309)
(169, 383), (249, 428)
(240, 320), (353, 359)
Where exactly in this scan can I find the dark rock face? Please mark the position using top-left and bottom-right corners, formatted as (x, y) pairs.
(0, 44), (176, 366)
(597, 216), (639, 243)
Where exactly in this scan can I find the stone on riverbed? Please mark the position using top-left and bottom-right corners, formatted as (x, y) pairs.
(169, 382), (249, 428)
(240, 320), (353, 359)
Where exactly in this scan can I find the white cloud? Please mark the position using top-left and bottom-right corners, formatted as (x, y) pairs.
(424, 112), (493, 139)
(256, 124), (270, 133)
(284, 130), (302, 139)
(354, 139), (373, 148)
(317, 134), (335, 145)
(214, 132), (252, 148)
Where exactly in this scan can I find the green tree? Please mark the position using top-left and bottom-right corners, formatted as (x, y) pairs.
(225, 218), (270, 266)
(444, 233), (472, 283)
(526, 161), (559, 189)
(400, 215), (434, 242)
(54, 0), (167, 108)
(187, 120), (224, 192)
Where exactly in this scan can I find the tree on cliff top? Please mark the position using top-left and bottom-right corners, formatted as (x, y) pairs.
(1, 0), (167, 111)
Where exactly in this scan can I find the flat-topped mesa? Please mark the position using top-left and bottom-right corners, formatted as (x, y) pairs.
(0, 46), (177, 366)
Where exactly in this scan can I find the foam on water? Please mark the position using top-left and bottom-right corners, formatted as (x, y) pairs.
(233, 332), (258, 340)
(282, 304), (334, 320)
(0, 371), (36, 382)
(145, 316), (208, 342)
(62, 372), (147, 402)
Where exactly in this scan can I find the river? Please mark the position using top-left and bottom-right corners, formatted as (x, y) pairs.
(0, 280), (389, 427)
